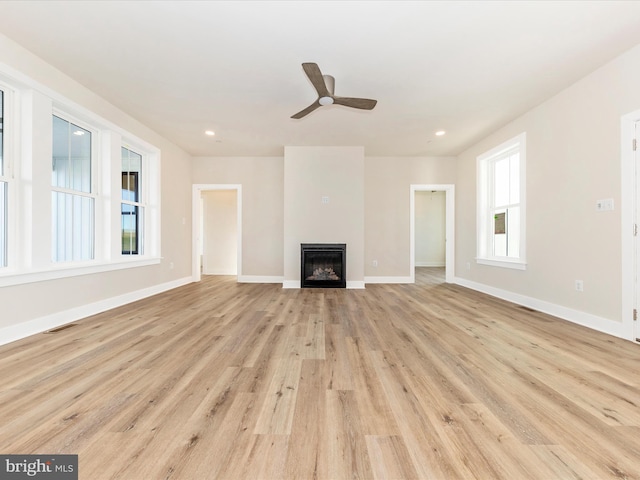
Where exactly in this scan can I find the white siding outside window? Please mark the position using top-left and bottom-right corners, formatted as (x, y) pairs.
(51, 115), (95, 262)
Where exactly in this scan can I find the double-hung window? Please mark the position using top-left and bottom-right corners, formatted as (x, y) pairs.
(477, 132), (526, 269)
(0, 89), (7, 267)
(51, 115), (95, 262)
(121, 146), (144, 255)
(0, 62), (162, 287)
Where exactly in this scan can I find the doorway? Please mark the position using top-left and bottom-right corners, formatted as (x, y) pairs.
(621, 112), (640, 343)
(414, 190), (446, 285)
(192, 184), (242, 282)
(410, 184), (455, 283)
(635, 120), (640, 343)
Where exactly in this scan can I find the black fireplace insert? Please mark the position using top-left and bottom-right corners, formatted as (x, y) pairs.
(301, 243), (346, 288)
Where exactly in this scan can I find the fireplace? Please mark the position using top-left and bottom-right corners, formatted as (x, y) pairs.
(301, 243), (346, 288)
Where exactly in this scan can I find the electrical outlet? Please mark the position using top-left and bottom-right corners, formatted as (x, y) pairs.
(372, 260), (378, 267)
(575, 280), (583, 292)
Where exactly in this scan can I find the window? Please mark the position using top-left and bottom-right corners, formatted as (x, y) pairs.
(0, 62), (162, 288)
(121, 147), (143, 255)
(477, 133), (526, 269)
(51, 115), (95, 262)
(0, 89), (6, 267)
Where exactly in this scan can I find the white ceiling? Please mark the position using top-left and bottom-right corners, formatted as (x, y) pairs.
(2, 0), (640, 157)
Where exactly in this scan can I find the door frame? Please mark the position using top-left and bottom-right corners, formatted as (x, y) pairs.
(621, 111), (639, 343)
(410, 184), (455, 283)
(192, 184), (242, 282)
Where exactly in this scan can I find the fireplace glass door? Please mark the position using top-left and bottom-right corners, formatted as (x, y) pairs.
(301, 243), (346, 288)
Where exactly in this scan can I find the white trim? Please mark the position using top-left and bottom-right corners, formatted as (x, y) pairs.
(476, 258), (527, 270)
(237, 275), (284, 283)
(454, 277), (627, 341)
(476, 132), (527, 268)
(282, 280), (299, 289)
(410, 184), (455, 283)
(0, 275), (192, 347)
(0, 62), (162, 282)
(0, 256), (161, 287)
(347, 281), (365, 289)
(621, 110), (639, 342)
(415, 262), (446, 267)
(365, 276), (413, 284)
(0, 80), (18, 272)
(192, 184), (242, 283)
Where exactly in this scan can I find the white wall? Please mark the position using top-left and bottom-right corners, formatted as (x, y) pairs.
(455, 42), (640, 340)
(415, 191), (446, 267)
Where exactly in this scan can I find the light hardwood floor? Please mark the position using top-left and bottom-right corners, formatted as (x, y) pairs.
(1, 268), (639, 479)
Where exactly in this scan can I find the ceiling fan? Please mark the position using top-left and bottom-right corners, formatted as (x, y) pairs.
(291, 63), (377, 119)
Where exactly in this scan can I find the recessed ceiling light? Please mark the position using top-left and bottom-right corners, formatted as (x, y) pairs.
(205, 130), (215, 136)
(435, 130), (446, 136)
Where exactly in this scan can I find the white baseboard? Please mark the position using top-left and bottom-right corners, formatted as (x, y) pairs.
(454, 277), (627, 340)
(237, 275), (284, 283)
(347, 281), (365, 289)
(415, 262), (445, 267)
(0, 276), (193, 347)
(365, 276), (413, 284)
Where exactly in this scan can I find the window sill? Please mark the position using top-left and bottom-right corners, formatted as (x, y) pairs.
(0, 256), (162, 288)
(476, 258), (527, 270)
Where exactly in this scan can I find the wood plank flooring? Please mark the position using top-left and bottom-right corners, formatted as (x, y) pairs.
(1, 268), (639, 479)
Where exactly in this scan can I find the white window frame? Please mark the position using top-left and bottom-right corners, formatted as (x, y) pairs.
(51, 111), (98, 263)
(476, 132), (527, 270)
(0, 86), (8, 268)
(119, 138), (160, 262)
(0, 80), (18, 272)
(0, 64), (161, 288)
(121, 145), (145, 256)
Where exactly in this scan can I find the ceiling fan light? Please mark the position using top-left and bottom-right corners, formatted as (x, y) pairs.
(319, 96), (334, 106)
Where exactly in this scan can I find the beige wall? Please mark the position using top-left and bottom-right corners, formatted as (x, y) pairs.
(456, 42), (640, 326)
(415, 191), (446, 266)
(0, 33), (193, 334)
(284, 146), (365, 286)
(191, 153), (456, 284)
(191, 156), (284, 277)
(202, 190), (237, 275)
(365, 156), (457, 277)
